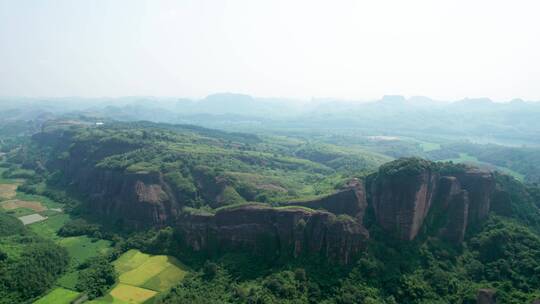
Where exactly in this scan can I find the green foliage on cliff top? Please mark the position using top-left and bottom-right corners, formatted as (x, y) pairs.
(378, 157), (433, 177)
(32, 121), (387, 209)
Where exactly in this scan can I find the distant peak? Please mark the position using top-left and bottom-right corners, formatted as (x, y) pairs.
(379, 95), (406, 104)
(455, 97), (494, 105)
(204, 92), (254, 101)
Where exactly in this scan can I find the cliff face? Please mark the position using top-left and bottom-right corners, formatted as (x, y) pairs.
(35, 130), (181, 227)
(34, 129), (370, 262)
(371, 167), (438, 240)
(176, 204), (368, 264)
(370, 160), (496, 242)
(34, 128), (507, 263)
(453, 168), (496, 224)
(73, 169), (179, 227)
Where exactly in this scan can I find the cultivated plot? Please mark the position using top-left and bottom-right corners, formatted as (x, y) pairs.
(33, 287), (80, 304)
(19, 213), (47, 225)
(0, 183), (18, 200)
(2, 199), (46, 212)
(92, 249), (189, 303)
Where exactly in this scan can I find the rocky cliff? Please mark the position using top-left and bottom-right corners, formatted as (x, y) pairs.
(369, 158), (497, 242)
(176, 204), (368, 264)
(31, 126), (509, 263)
(34, 129), (181, 227)
(33, 127), (371, 263)
(370, 160), (438, 240)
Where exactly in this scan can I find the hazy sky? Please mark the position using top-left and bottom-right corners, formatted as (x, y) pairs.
(1, 0), (539, 101)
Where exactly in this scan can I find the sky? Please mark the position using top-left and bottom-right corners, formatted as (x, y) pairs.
(1, 0), (539, 101)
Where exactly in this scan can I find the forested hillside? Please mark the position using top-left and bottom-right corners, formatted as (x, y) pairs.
(1, 119), (539, 303)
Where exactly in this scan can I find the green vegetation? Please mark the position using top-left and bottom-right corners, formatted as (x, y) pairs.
(1, 206), (71, 304)
(154, 215), (540, 304)
(378, 157), (433, 177)
(0, 172), (115, 303)
(428, 142), (540, 183)
(114, 249), (188, 290)
(29, 213), (71, 239)
(58, 219), (101, 237)
(0, 236), (70, 303)
(157, 265), (314, 304)
(3, 118), (540, 303)
(0, 211), (25, 236)
(58, 236), (112, 266)
(89, 249), (189, 303)
(76, 256), (117, 299)
(24, 120), (387, 211)
(33, 287), (81, 304)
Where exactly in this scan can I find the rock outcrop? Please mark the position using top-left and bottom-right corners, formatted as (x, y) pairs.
(452, 168), (496, 224)
(176, 204), (368, 264)
(33, 128), (507, 263)
(370, 160), (438, 240)
(369, 158), (496, 242)
(34, 130), (180, 227)
(476, 288), (497, 304)
(74, 169), (179, 227)
(437, 189), (469, 243)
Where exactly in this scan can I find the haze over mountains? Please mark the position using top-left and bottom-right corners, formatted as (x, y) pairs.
(3, 93), (540, 146)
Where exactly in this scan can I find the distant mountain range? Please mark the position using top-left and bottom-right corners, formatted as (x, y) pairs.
(2, 93), (540, 145)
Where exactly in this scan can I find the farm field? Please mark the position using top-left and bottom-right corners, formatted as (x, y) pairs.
(19, 213), (47, 225)
(0, 178), (118, 303)
(1, 199), (46, 212)
(0, 179), (68, 226)
(33, 287), (81, 304)
(89, 249), (189, 303)
(109, 284), (157, 303)
(0, 183), (18, 200)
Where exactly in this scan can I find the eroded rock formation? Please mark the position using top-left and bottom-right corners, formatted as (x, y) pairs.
(370, 161), (438, 240)
(34, 129), (507, 264)
(369, 159), (496, 242)
(176, 204), (368, 264)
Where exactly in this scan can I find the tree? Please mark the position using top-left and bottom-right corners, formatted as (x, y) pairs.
(76, 256), (116, 299)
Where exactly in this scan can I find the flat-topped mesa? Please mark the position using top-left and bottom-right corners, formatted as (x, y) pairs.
(369, 158), (496, 242)
(176, 203), (368, 264)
